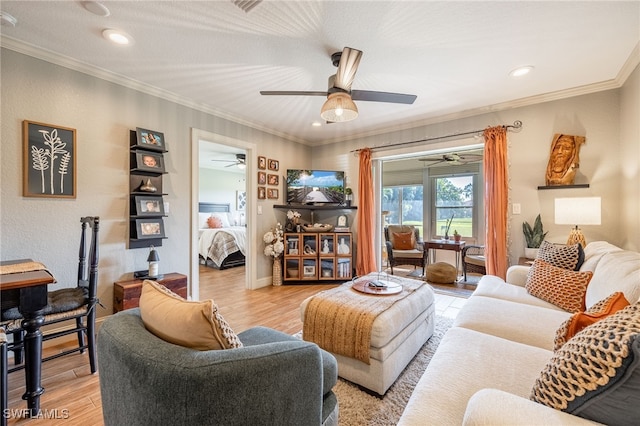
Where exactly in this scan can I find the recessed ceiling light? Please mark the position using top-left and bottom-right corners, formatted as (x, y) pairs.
(82, 1), (110, 17)
(311, 121), (322, 127)
(102, 29), (133, 46)
(509, 65), (534, 78)
(0, 11), (18, 27)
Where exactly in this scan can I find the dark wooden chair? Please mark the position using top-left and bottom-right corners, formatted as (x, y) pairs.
(462, 244), (486, 281)
(384, 225), (427, 275)
(4, 216), (100, 374)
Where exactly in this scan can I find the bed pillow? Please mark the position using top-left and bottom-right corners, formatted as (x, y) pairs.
(537, 241), (584, 271)
(198, 212), (210, 229)
(139, 280), (243, 350)
(531, 303), (640, 425)
(392, 231), (415, 250)
(210, 213), (231, 228)
(207, 216), (223, 228)
(525, 258), (593, 313)
(554, 292), (630, 351)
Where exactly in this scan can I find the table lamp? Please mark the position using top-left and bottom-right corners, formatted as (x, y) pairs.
(554, 197), (601, 247)
(147, 245), (160, 278)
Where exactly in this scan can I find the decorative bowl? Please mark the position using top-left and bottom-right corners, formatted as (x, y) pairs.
(302, 224), (334, 233)
(287, 268), (299, 278)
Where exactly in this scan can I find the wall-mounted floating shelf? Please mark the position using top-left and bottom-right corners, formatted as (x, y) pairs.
(537, 184), (589, 190)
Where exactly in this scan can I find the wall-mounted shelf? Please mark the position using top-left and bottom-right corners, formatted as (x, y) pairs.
(537, 184), (590, 190)
(274, 204), (357, 224)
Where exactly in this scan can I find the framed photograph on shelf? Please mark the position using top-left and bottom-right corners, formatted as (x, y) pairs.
(23, 120), (76, 198)
(134, 196), (165, 216)
(257, 187), (266, 200)
(267, 174), (279, 186)
(336, 214), (349, 227)
(135, 151), (165, 173)
(135, 218), (165, 239)
(133, 127), (165, 152)
(258, 171), (266, 185)
(257, 156), (267, 170)
(268, 158), (279, 171)
(267, 188), (279, 199)
(303, 265), (316, 277)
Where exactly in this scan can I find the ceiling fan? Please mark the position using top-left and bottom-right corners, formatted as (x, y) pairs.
(211, 153), (246, 169)
(418, 152), (483, 167)
(260, 47), (417, 122)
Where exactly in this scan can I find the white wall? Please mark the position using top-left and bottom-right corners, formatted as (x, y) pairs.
(0, 48), (309, 315)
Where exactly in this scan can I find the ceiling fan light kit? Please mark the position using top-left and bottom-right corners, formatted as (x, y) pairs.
(321, 92), (358, 122)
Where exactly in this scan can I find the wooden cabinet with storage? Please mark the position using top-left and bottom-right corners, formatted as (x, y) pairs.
(113, 272), (187, 313)
(283, 232), (352, 283)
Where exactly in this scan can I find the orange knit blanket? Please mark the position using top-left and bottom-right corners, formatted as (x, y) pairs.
(303, 274), (424, 364)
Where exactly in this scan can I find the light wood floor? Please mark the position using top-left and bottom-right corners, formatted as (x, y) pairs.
(5, 264), (470, 425)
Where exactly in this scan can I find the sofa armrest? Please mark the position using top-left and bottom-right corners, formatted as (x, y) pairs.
(506, 265), (530, 287)
(463, 389), (603, 426)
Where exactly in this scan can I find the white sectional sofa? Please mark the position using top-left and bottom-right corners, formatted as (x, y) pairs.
(399, 241), (640, 425)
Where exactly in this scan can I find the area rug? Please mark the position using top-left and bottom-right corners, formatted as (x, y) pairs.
(332, 315), (454, 425)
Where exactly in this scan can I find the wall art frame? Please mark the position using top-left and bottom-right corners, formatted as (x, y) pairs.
(268, 158), (279, 171)
(23, 120), (77, 198)
(134, 151), (165, 173)
(267, 188), (279, 199)
(258, 171), (266, 185)
(267, 174), (279, 186)
(134, 196), (165, 216)
(135, 218), (166, 239)
(257, 156), (267, 170)
(133, 127), (165, 152)
(236, 190), (247, 211)
(257, 187), (266, 199)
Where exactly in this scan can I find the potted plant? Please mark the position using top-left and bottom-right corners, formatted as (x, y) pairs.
(453, 229), (461, 242)
(522, 214), (548, 259)
(344, 187), (353, 206)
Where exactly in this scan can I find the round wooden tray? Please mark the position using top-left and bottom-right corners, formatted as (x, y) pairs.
(352, 279), (403, 295)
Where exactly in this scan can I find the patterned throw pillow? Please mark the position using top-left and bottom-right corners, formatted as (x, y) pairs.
(554, 292), (630, 351)
(531, 303), (640, 425)
(139, 280), (243, 350)
(392, 231), (415, 250)
(525, 259), (593, 312)
(207, 216), (223, 228)
(537, 241), (585, 271)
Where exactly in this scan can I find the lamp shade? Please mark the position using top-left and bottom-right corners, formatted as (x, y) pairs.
(320, 92), (358, 122)
(554, 197), (601, 225)
(147, 246), (160, 262)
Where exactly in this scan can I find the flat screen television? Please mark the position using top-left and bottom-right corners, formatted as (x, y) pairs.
(286, 169), (345, 205)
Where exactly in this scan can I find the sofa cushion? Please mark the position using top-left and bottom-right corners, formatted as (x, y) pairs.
(474, 275), (566, 310)
(585, 250), (640, 309)
(525, 259), (593, 313)
(139, 280), (243, 350)
(554, 292), (630, 351)
(531, 303), (640, 424)
(580, 241), (624, 272)
(537, 241), (584, 271)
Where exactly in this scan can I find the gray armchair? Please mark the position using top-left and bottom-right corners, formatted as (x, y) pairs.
(98, 309), (338, 426)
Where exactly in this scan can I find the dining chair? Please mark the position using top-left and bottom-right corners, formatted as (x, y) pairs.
(3, 216), (100, 374)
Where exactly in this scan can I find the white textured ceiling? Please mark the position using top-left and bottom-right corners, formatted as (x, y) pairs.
(1, 1), (639, 145)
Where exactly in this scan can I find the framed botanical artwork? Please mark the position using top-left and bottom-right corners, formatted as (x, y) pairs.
(257, 186), (266, 199)
(236, 190), (247, 211)
(257, 171), (266, 185)
(268, 158), (279, 171)
(135, 218), (165, 239)
(134, 151), (165, 173)
(133, 127), (165, 152)
(134, 196), (165, 216)
(23, 120), (76, 198)
(267, 188), (279, 199)
(267, 174), (279, 186)
(257, 156), (267, 170)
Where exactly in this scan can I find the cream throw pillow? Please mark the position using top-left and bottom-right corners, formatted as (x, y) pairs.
(139, 280), (243, 350)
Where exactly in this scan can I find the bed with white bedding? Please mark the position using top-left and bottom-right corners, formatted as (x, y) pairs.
(198, 203), (246, 270)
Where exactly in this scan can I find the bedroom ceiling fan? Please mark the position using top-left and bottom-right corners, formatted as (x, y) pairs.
(211, 153), (246, 169)
(418, 152), (483, 167)
(260, 47), (417, 123)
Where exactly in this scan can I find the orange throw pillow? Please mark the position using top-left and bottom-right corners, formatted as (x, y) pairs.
(554, 292), (630, 351)
(392, 232), (414, 250)
(525, 258), (593, 313)
(207, 216), (223, 228)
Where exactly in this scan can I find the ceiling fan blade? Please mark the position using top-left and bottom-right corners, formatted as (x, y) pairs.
(260, 90), (328, 97)
(334, 47), (363, 91)
(351, 90), (417, 104)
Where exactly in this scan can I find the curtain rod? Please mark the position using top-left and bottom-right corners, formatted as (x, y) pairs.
(350, 120), (523, 153)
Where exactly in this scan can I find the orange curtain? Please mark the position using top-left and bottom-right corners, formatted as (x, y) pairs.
(356, 148), (377, 275)
(483, 126), (509, 279)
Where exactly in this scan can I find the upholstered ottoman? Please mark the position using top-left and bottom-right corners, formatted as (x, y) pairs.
(300, 274), (435, 395)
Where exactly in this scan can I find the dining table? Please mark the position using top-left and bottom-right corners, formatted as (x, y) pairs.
(0, 259), (56, 417)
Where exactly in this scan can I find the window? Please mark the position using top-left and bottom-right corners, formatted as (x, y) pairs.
(382, 185), (423, 237)
(432, 175), (476, 238)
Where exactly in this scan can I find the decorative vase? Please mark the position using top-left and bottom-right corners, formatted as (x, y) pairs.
(454, 234), (461, 242)
(272, 257), (283, 286)
(524, 247), (539, 259)
(138, 178), (157, 193)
